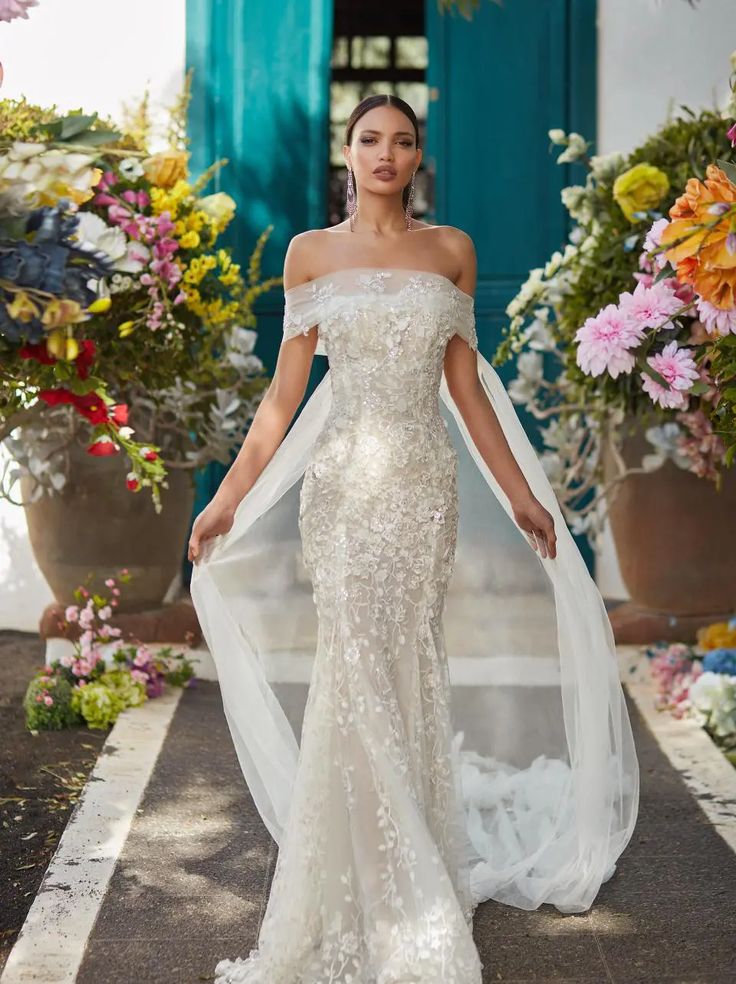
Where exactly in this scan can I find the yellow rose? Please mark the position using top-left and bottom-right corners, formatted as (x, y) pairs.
(143, 151), (189, 189)
(7, 291), (40, 323)
(613, 163), (670, 223)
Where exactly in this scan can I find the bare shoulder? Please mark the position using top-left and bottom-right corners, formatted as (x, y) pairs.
(437, 225), (476, 295)
(282, 229), (329, 291)
(439, 224), (475, 260)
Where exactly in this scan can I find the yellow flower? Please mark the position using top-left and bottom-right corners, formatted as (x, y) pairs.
(7, 290), (40, 323)
(697, 619), (736, 651)
(118, 320), (136, 338)
(142, 150), (189, 189)
(179, 230), (201, 250)
(46, 330), (79, 360)
(182, 254), (217, 286)
(612, 163), (670, 223)
(41, 299), (85, 329)
(199, 192), (236, 233)
(149, 179), (191, 219)
(86, 296), (111, 314)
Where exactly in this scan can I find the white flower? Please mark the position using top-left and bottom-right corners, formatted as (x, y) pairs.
(641, 423), (690, 472)
(548, 129), (567, 145)
(689, 672), (736, 737)
(589, 152), (625, 182)
(508, 351), (544, 405)
(119, 157), (144, 180)
(556, 132), (589, 164)
(73, 212), (151, 273)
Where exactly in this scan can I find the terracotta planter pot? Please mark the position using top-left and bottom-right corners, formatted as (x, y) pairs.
(20, 436), (196, 613)
(602, 421), (736, 641)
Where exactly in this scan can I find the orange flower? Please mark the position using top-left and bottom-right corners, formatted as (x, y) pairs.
(660, 164), (736, 310)
(696, 619), (736, 651)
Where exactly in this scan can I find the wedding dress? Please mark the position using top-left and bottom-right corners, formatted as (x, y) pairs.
(189, 266), (639, 984)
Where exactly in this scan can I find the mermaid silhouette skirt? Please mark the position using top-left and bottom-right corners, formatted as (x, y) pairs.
(191, 267), (639, 984)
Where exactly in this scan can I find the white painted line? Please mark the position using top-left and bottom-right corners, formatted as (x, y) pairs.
(619, 643), (736, 854)
(1, 687), (183, 984)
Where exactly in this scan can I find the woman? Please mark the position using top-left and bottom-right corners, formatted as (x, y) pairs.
(188, 94), (639, 984)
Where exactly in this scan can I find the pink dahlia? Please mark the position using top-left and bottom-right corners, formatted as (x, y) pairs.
(575, 304), (645, 378)
(640, 341), (699, 409)
(0, 0), (38, 23)
(695, 297), (736, 337)
(641, 217), (671, 272)
(618, 280), (682, 332)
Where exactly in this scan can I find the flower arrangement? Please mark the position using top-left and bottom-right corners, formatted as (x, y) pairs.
(645, 617), (736, 766)
(494, 57), (736, 544)
(23, 568), (195, 731)
(1, 75), (277, 512)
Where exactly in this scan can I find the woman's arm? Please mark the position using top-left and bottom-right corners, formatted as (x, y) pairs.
(444, 233), (557, 560)
(188, 236), (319, 563)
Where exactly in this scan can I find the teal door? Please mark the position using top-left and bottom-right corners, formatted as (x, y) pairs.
(425, 0), (596, 567)
(184, 0), (334, 580)
(184, 0), (596, 577)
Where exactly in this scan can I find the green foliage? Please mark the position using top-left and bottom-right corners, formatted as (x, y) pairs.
(23, 674), (81, 731)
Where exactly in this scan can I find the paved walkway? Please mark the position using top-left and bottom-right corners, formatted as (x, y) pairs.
(4, 668), (736, 983)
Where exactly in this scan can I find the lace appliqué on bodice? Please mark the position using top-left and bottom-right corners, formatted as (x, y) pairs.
(282, 267), (478, 358)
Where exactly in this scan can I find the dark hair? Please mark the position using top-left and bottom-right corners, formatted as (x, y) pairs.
(344, 94), (420, 211)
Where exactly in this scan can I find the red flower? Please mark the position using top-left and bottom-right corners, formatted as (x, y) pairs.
(142, 448), (159, 461)
(126, 473), (140, 491)
(19, 341), (56, 365)
(38, 388), (110, 424)
(87, 439), (120, 456)
(74, 340), (97, 380)
(110, 404), (129, 426)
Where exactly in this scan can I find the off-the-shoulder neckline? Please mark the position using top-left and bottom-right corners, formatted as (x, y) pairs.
(283, 266), (473, 301)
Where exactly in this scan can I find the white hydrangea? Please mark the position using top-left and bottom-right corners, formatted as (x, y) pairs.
(689, 672), (736, 737)
(508, 351), (544, 406)
(556, 132), (590, 164)
(589, 152), (626, 182)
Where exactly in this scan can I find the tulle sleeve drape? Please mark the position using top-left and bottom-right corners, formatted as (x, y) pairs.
(283, 282), (326, 355)
(190, 267), (639, 916)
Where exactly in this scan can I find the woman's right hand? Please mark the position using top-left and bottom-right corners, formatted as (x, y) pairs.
(187, 496), (238, 564)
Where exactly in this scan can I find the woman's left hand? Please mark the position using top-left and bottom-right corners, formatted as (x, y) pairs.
(512, 495), (557, 560)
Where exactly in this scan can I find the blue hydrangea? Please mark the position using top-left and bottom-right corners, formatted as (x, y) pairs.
(702, 647), (736, 676)
(0, 200), (112, 344)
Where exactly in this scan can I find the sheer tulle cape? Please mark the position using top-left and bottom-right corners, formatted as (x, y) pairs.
(190, 270), (639, 916)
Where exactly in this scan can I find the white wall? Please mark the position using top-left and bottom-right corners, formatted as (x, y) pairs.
(0, 0), (187, 631)
(1, 0), (186, 145)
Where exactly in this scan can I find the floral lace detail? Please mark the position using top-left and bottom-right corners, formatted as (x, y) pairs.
(217, 269), (483, 982)
(282, 270), (477, 353)
(357, 270), (393, 292)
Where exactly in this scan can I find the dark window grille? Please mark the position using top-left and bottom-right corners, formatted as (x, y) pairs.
(328, 1), (430, 227)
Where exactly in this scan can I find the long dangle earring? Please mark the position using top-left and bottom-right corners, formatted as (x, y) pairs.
(346, 165), (357, 231)
(405, 170), (416, 230)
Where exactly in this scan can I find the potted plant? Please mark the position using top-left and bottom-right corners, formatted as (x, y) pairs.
(0, 77), (277, 610)
(493, 57), (736, 641)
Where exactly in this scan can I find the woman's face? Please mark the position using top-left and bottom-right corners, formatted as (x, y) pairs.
(345, 105), (421, 197)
